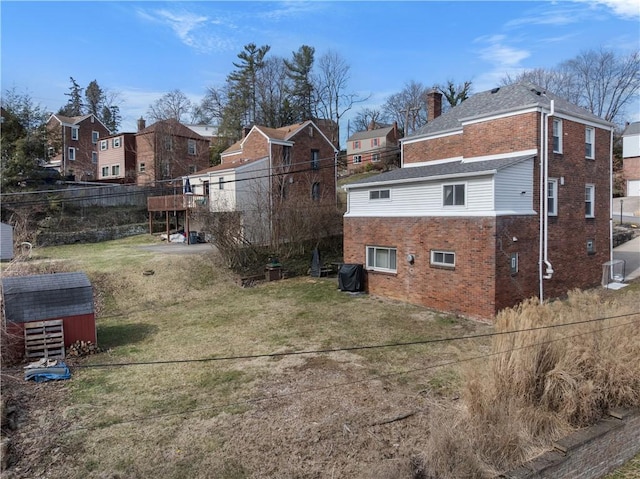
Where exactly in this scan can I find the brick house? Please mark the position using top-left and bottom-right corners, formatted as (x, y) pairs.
(185, 120), (338, 245)
(46, 113), (111, 180)
(622, 121), (640, 196)
(96, 132), (137, 183)
(135, 118), (210, 186)
(343, 83), (613, 319)
(346, 123), (400, 173)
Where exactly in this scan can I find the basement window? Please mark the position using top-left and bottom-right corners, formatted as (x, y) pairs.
(366, 246), (397, 273)
(431, 250), (455, 268)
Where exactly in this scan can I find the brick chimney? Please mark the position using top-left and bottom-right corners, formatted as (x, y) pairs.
(137, 117), (146, 132)
(426, 89), (442, 122)
(242, 126), (252, 138)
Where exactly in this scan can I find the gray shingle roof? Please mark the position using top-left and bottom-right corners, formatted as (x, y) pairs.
(347, 125), (395, 142)
(1, 272), (94, 324)
(408, 82), (611, 139)
(344, 154), (534, 188)
(623, 121), (640, 136)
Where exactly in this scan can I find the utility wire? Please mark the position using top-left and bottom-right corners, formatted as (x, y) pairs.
(67, 318), (639, 431)
(71, 311), (639, 369)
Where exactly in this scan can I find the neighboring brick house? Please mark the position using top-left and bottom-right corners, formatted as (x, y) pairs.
(46, 113), (111, 180)
(346, 123), (400, 173)
(97, 132), (137, 183)
(622, 121), (640, 196)
(135, 118), (210, 186)
(186, 120), (338, 245)
(343, 82), (613, 319)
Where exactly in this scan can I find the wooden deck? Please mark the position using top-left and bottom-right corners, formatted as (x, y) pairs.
(147, 194), (207, 212)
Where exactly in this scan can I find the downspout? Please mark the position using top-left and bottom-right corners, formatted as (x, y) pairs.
(539, 110), (545, 300)
(542, 100), (555, 282)
(609, 128), (614, 263)
(269, 145), (273, 246)
(334, 150), (338, 206)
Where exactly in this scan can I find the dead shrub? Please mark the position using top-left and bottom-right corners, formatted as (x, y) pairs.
(422, 288), (640, 477)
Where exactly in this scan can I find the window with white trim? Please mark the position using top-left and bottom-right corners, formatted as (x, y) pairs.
(219, 177), (224, 189)
(92, 151), (97, 164)
(92, 131), (99, 144)
(369, 189), (390, 200)
(371, 138), (379, 147)
(353, 155), (362, 164)
(585, 127), (595, 159)
(139, 162), (146, 173)
(552, 119), (562, 153)
(547, 178), (558, 216)
(100, 140), (108, 151)
(111, 164), (120, 176)
(353, 140), (361, 149)
(68, 147), (76, 161)
(366, 246), (397, 273)
(71, 127), (79, 140)
(188, 139), (196, 155)
(430, 250), (456, 267)
(112, 137), (121, 148)
(443, 183), (465, 206)
(372, 153), (380, 162)
(101, 166), (109, 177)
(585, 184), (595, 218)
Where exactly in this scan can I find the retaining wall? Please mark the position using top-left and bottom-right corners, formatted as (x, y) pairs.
(500, 409), (640, 479)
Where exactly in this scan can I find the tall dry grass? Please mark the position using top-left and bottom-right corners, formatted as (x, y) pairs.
(420, 288), (640, 478)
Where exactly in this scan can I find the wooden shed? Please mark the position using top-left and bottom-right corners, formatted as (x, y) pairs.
(0, 222), (13, 261)
(1, 272), (96, 360)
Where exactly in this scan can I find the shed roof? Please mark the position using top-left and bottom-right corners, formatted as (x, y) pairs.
(1, 272), (94, 324)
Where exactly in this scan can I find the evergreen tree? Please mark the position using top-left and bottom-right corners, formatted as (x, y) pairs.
(59, 77), (84, 116)
(284, 45), (315, 121)
(227, 43), (271, 126)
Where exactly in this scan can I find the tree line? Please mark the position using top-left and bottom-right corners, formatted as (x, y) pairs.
(1, 46), (638, 191)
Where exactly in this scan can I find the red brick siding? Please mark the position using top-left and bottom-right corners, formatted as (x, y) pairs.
(463, 112), (539, 158)
(136, 131), (209, 186)
(403, 134), (463, 164)
(623, 157), (640, 179)
(344, 216), (503, 319)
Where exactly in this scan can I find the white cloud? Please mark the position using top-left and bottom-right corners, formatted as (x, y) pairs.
(579, 0), (640, 19)
(475, 35), (530, 67)
(136, 7), (236, 54)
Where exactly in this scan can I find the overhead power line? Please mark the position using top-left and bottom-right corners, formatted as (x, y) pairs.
(67, 317), (639, 431)
(72, 311), (639, 369)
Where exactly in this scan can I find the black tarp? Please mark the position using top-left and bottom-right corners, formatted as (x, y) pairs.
(338, 264), (363, 292)
(310, 248), (322, 277)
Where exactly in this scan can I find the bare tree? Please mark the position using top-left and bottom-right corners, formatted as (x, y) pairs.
(564, 48), (639, 123)
(382, 80), (430, 136)
(351, 107), (389, 133)
(148, 89), (193, 122)
(314, 50), (369, 148)
(437, 80), (473, 109)
(501, 66), (581, 105)
(502, 48), (640, 124)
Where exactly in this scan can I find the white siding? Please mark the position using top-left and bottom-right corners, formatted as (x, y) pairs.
(494, 159), (534, 212)
(623, 134), (640, 158)
(346, 160), (536, 218)
(347, 176), (494, 217)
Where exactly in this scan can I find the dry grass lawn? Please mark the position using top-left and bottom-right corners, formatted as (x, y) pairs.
(2, 235), (493, 479)
(2, 235), (638, 478)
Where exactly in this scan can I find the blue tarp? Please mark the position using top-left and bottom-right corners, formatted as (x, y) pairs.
(24, 361), (71, 382)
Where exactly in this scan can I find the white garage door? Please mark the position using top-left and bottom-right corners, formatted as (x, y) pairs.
(628, 180), (640, 197)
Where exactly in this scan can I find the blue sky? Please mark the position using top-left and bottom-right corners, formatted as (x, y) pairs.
(2, 0), (639, 141)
